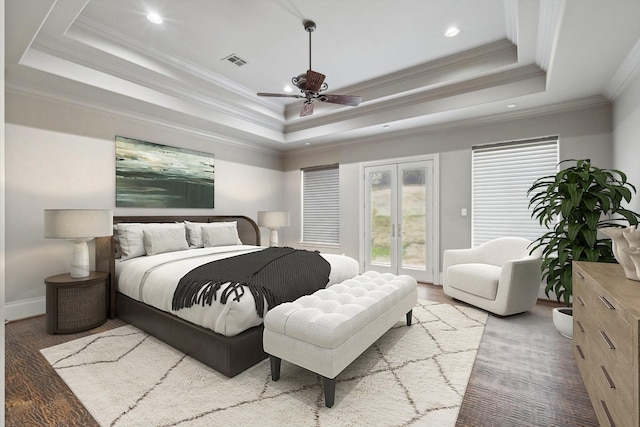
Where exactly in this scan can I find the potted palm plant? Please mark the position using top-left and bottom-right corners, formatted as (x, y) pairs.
(527, 159), (640, 338)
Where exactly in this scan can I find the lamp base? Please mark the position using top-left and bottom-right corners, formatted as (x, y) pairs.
(269, 229), (279, 247)
(70, 239), (91, 278)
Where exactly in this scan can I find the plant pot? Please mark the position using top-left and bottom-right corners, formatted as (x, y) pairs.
(553, 307), (573, 339)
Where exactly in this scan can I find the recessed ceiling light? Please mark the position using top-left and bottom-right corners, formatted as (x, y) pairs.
(444, 26), (460, 38)
(283, 85), (293, 93)
(147, 12), (163, 24)
(507, 103), (517, 108)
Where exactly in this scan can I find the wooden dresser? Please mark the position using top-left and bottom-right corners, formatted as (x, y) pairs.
(573, 261), (640, 427)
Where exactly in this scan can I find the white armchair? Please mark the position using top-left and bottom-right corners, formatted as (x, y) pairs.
(442, 237), (542, 316)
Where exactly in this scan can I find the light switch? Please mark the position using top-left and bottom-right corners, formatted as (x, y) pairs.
(461, 208), (468, 216)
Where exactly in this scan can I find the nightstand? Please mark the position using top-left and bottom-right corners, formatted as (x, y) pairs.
(45, 271), (109, 334)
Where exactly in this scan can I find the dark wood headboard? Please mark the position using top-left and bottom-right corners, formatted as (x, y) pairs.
(95, 215), (261, 318)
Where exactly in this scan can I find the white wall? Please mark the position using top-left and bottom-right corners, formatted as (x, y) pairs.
(282, 103), (614, 281)
(4, 92), (285, 320)
(613, 71), (640, 213)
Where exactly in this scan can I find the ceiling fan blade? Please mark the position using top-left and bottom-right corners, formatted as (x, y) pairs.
(305, 70), (326, 93)
(321, 94), (362, 106)
(257, 92), (304, 99)
(300, 102), (314, 117)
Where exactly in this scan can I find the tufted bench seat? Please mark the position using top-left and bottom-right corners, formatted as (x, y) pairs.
(263, 271), (417, 407)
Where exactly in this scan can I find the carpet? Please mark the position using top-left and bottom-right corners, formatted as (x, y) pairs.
(40, 300), (487, 427)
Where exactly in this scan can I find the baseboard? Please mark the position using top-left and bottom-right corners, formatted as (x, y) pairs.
(5, 296), (46, 321)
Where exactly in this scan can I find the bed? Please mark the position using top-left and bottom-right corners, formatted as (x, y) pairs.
(95, 215), (359, 377)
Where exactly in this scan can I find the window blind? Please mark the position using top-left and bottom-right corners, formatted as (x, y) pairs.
(302, 165), (340, 244)
(472, 137), (558, 247)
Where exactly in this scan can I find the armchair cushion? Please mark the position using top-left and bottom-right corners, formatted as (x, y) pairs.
(448, 263), (500, 300)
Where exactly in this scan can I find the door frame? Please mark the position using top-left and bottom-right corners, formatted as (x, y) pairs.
(358, 153), (440, 284)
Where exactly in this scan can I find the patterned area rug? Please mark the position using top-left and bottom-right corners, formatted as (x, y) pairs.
(41, 300), (487, 427)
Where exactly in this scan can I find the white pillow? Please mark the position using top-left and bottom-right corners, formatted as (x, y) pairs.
(117, 223), (185, 260)
(143, 227), (189, 256)
(201, 222), (242, 247)
(184, 221), (207, 247)
(185, 221), (242, 247)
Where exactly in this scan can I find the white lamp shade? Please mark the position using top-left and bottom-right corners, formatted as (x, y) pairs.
(257, 211), (290, 229)
(44, 209), (113, 239)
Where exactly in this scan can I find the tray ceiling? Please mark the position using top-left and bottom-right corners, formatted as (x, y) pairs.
(6, 0), (640, 152)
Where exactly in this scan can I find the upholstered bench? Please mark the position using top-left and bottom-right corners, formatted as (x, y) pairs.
(263, 271), (417, 407)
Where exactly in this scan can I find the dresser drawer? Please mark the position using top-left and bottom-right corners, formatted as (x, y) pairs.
(574, 271), (632, 366)
(580, 361), (633, 427)
(574, 305), (633, 405)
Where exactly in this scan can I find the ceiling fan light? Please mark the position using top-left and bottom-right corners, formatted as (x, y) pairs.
(258, 19), (362, 117)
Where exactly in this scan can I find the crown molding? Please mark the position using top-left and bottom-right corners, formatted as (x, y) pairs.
(283, 95), (610, 158)
(33, 34), (283, 126)
(345, 39), (517, 94)
(284, 64), (545, 134)
(536, 0), (565, 72)
(72, 14), (280, 111)
(503, 0), (518, 44)
(284, 39), (518, 119)
(605, 36), (640, 100)
(5, 84), (283, 156)
(24, 41), (286, 138)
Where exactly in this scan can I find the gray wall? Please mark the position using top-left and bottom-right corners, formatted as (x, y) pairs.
(613, 72), (640, 213)
(282, 103), (614, 281)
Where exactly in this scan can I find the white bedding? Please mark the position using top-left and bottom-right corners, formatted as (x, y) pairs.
(115, 245), (359, 337)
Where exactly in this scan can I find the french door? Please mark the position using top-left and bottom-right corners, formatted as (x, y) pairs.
(362, 156), (438, 283)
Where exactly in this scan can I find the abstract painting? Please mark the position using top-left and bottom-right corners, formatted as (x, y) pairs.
(115, 136), (214, 208)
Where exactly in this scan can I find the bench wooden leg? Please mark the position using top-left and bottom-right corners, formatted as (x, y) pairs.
(406, 309), (413, 326)
(270, 355), (281, 381)
(323, 376), (336, 408)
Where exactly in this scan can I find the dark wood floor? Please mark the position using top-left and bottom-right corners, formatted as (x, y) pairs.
(5, 285), (598, 427)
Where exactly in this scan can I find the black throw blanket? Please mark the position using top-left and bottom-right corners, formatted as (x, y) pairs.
(172, 247), (330, 317)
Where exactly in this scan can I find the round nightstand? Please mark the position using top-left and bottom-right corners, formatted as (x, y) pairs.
(44, 271), (109, 334)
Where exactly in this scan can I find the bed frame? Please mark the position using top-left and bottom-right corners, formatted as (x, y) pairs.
(95, 215), (267, 377)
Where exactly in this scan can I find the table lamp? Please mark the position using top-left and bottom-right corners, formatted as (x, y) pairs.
(257, 211), (290, 247)
(44, 209), (113, 278)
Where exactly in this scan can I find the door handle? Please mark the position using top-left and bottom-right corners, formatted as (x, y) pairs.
(391, 224), (395, 237)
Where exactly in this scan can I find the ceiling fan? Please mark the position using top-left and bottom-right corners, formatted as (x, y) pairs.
(257, 20), (362, 117)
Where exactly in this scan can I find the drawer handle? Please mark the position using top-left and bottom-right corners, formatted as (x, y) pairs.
(600, 330), (615, 350)
(599, 295), (615, 310)
(576, 345), (585, 360)
(576, 271), (585, 280)
(576, 321), (585, 333)
(577, 296), (585, 307)
(600, 400), (615, 427)
(600, 365), (616, 389)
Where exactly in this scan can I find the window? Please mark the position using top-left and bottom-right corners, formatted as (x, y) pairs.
(472, 137), (558, 247)
(301, 165), (339, 244)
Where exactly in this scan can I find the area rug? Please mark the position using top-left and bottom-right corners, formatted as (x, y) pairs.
(40, 300), (487, 427)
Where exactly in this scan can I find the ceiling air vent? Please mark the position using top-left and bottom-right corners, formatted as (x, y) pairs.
(222, 54), (247, 67)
